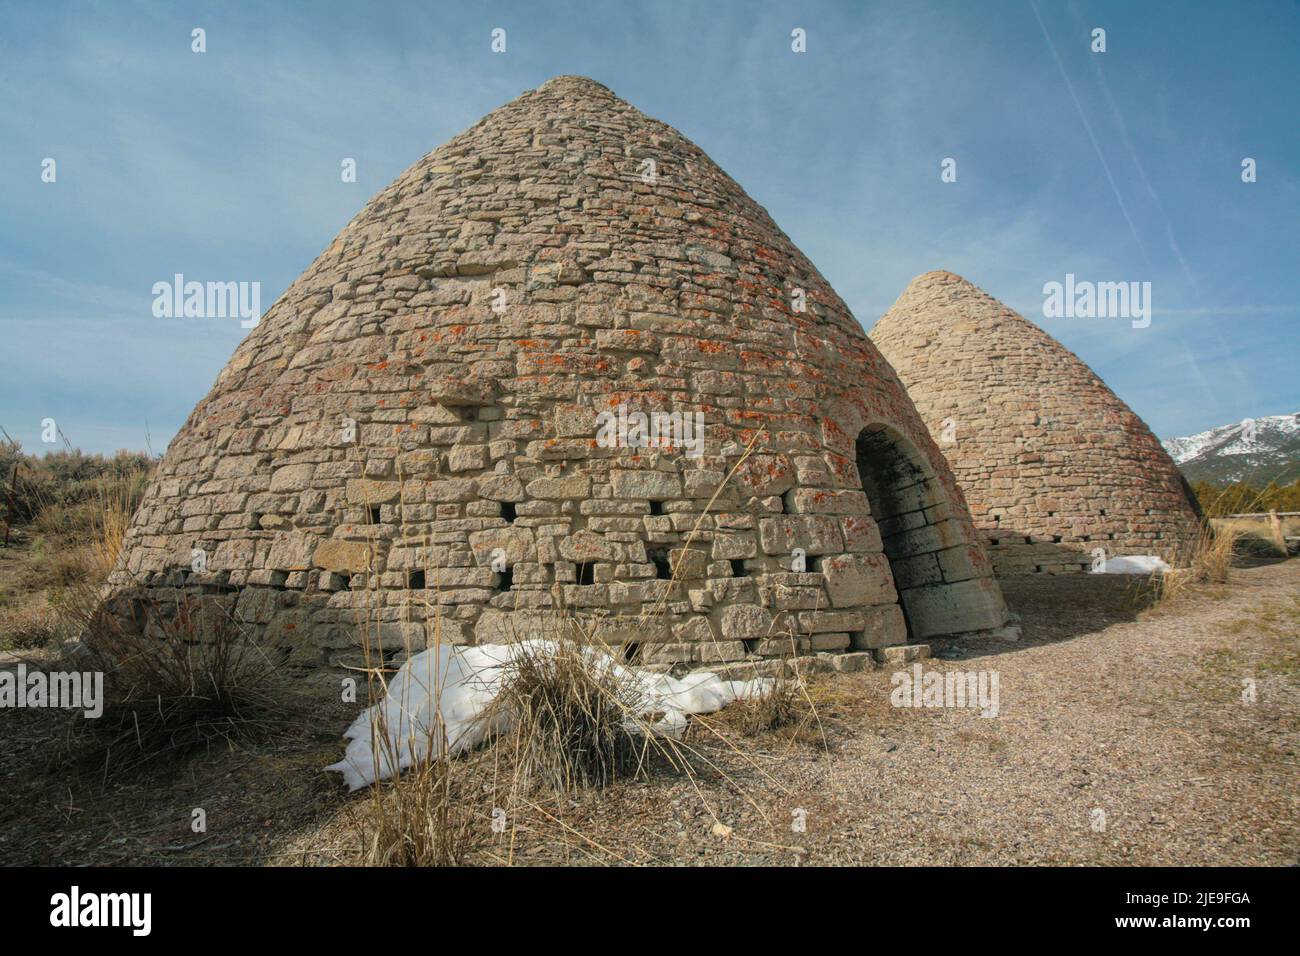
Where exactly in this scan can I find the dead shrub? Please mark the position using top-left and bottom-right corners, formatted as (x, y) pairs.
(726, 671), (803, 736)
(357, 752), (476, 866)
(66, 594), (290, 776)
(0, 605), (64, 650)
(484, 640), (662, 793)
(1158, 524), (1241, 604)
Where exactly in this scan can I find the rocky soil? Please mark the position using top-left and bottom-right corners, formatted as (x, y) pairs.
(2, 560), (1296, 866)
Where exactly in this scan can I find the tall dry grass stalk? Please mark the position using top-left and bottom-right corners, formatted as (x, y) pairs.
(482, 637), (664, 794)
(1157, 523), (1242, 604)
(352, 616), (478, 866)
(359, 744), (474, 867)
(15, 468), (146, 604)
(86, 471), (144, 577)
(346, 507), (478, 866)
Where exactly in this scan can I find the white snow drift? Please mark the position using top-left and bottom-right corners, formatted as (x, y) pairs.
(1095, 555), (1172, 574)
(326, 639), (773, 790)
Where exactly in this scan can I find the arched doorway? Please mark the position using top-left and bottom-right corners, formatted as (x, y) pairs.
(855, 424), (1006, 639)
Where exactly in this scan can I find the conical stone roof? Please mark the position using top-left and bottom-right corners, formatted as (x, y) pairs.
(870, 270), (1202, 574)
(109, 78), (1008, 667)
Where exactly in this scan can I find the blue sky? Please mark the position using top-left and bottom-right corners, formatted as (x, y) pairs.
(1, 0), (1296, 455)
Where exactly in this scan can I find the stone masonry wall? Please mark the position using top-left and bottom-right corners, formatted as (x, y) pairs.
(855, 425), (1001, 638)
(870, 270), (1202, 575)
(107, 78), (1008, 670)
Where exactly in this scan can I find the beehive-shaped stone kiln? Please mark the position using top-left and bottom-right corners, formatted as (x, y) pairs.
(871, 270), (1201, 574)
(107, 78), (1009, 668)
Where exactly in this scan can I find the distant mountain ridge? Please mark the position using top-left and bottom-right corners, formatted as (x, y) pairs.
(1163, 412), (1300, 485)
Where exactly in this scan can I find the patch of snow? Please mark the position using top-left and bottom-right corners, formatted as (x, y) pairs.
(1163, 412), (1300, 464)
(325, 640), (773, 790)
(1093, 555), (1171, 575)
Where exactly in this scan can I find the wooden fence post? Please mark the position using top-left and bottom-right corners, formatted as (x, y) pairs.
(3, 462), (20, 548)
(1268, 510), (1287, 554)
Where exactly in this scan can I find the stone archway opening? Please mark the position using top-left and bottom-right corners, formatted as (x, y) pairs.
(855, 424), (998, 640)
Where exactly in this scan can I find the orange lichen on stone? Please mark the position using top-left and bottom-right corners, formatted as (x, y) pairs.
(107, 75), (1007, 670)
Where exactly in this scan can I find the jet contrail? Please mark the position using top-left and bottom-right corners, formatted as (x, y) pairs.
(1029, 0), (1154, 273)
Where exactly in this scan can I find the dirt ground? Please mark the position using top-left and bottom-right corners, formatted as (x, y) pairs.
(2, 558), (1296, 866)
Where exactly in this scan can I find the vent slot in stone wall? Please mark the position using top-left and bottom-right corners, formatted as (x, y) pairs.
(101, 78), (1016, 671)
(647, 549), (672, 580)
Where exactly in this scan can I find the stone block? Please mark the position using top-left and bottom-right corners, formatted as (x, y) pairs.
(526, 474), (591, 499)
(669, 547), (708, 579)
(558, 530), (617, 563)
(820, 552), (897, 607)
(720, 604), (773, 640)
(467, 526), (537, 567)
(899, 577), (1007, 639)
(270, 463), (314, 492)
(447, 444), (490, 472)
(313, 539), (373, 573)
(851, 604), (908, 649)
(476, 474), (526, 501)
(874, 644), (931, 665)
(610, 470), (682, 499)
(758, 515), (844, 556)
(266, 533), (318, 571)
(787, 488), (870, 516)
(346, 479), (401, 505)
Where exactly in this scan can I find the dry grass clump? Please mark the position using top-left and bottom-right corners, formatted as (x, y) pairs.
(16, 543), (94, 593)
(1191, 524), (1240, 584)
(84, 471), (142, 577)
(726, 672), (804, 736)
(696, 664), (829, 753)
(67, 595), (290, 777)
(485, 640), (663, 793)
(0, 604), (64, 650)
(346, 607), (483, 866)
(0, 443), (151, 531)
(357, 752), (476, 866)
(2, 467), (146, 654)
(1157, 524), (1241, 604)
(4, 462), (144, 588)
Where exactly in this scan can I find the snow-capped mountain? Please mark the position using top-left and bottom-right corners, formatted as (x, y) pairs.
(1163, 412), (1300, 485)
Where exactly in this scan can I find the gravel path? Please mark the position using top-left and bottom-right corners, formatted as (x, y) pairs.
(6, 560), (1296, 866)
(412, 560), (1299, 866)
